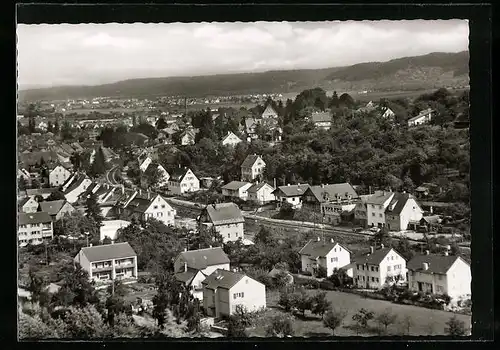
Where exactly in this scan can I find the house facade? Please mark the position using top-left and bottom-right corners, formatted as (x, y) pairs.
(198, 203), (245, 243)
(299, 238), (352, 277)
(39, 200), (75, 221)
(408, 108), (434, 127)
(381, 107), (396, 119)
(122, 193), (176, 226)
(138, 155), (152, 172)
(202, 269), (266, 318)
(384, 193), (424, 231)
(221, 131), (242, 147)
(240, 154), (266, 182)
(407, 251), (471, 300)
(49, 164), (72, 187)
(18, 212), (54, 247)
(62, 174), (93, 204)
(364, 191), (395, 228)
(221, 181), (253, 201)
(353, 246), (407, 289)
(261, 105), (278, 119)
(19, 196), (39, 213)
(273, 184), (310, 209)
(168, 168), (200, 195)
(74, 242), (138, 283)
(311, 111), (332, 130)
(141, 163), (170, 189)
(247, 182), (276, 205)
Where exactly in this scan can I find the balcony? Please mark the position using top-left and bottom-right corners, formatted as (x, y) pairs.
(92, 265), (113, 273)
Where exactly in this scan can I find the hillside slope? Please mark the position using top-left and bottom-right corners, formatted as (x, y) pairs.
(18, 51), (469, 102)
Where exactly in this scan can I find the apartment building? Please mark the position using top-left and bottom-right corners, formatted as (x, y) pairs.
(18, 212), (54, 247)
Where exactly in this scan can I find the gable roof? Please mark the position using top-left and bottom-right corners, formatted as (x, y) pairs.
(299, 239), (344, 258)
(407, 253), (466, 274)
(178, 247), (230, 270)
(422, 215), (441, 224)
(365, 191), (394, 205)
(353, 247), (400, 265)
(126, 196), (157, 213)
(79, 242), (137, 262)
(203, 203), (244, 225)
(19, 196), (37, 208)
(63, 174), (90, 194)
(274, 184), (310, 197)
(26, 188), (58, 197)
(247, 182), (274, 193)
(241, 154), (264, 168)
(221, 181), (252, 191)
(202, 269), (246, 290)
(39, 200), (67, 216)
(261, 104), (278, 118)
(174, 268), (203, 285)
(169, 167), (193, 182)
(222, 131), (241, 143)
(385, 193), (414, 215)
(245, 118), (258, 132)
(311, 112), (332, 123)
(18, 212), (52, 225)
(306, 183), (358, 203)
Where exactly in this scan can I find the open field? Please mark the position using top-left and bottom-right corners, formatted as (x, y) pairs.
(62, 107), (151, 115)
(248, 290), (471, 337)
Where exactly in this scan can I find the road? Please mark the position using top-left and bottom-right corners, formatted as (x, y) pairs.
(105, 165), (121, 185)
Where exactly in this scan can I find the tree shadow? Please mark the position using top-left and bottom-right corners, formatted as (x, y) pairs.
(342, 323), (381, 336)
(303, 331), (332, 337)
(294, 313), (320, 321)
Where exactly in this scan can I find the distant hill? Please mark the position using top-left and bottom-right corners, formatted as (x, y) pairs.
(18, 51), (469, 102)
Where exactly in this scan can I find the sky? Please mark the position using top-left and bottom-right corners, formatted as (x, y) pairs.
(17, 20), (469, 89)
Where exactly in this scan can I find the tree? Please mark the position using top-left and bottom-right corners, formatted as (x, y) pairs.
(376, 308), (397, 335)
(19, 176), (28, 191)
(265, 314), (295, 337)
(276, 202), (295, 220)
(328, 268), (353, 288)
(227, 314), (248, 337)
(352, 308), (374, 335)
(46, 190), (66, 201)
(156, 117), (168, 130)
(85, 193), (104, 234)
(61, 121), (74, 141)
(27, 268), (47, 305)
(294, 290), (312, 317)
(395, 237), (414, 261)
(445, 315), (467, 336)
(310, 291), (331, 317)
(401, 314), (414, 335)
(53, 263), (99, 307)
(18, 310), (60, 339)
(63, 305), (108, 338)
(278, 290), (294, 312)
(254, 226), (275, 246)
(152, 277), (170, 330)
(323, 308), (348, 335)
(89, 147), (107, 177)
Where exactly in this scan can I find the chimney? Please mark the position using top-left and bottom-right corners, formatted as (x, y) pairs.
(444, 251), (449, 256)
(403, 190), (406, 194)
(380, 243), (384, 249)
(430, 206), (433, 214)
(89, 243), (93, 247)
(422, 262), (429, 271)
(330, 238), (334, 243)
(370, 246), (374, 254)
(317, 237), (320, 242)
(425, 250), (430, 255)
(184, 262), (187, 272)
(139, 189), (142, 195)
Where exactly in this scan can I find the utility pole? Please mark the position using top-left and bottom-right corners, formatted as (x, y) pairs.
(45, 241), (48, 266)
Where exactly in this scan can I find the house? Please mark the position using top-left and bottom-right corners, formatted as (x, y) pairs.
(384, 192), (424, 231)
(62, 173), (93, 204)
(299, 237), (352, 277)
(74, 242), (138, 283)
(301, 183), (359, 225)
(18, 212), (54, 247)
(19, 196), (40, 213)
(202, 269), (266, 318)
(141, 163), (170, 189)
(39, 200), (75, 221)
(244, 118), (259, 141)
(380, 107), (396, 119)
(407, 250), (471, 300)
(247, 182), (276, 205)
(353, 245), (407, 289)
(174, 247), (231, 301)
(418, 215), (442, 233)
(240, 154), (266, 182)
(168, 167), (200, 195)
(18, 168), (31, 182)
(180, 128), (199, 145)
(221, 131), (242, 147)
(49, 164), (72, 187)
(272, 183), (310, 209)
(26, 188), (58, 200)
(415, 186), (430, 198)
(138, 154), (152, 172)
(221, 181), (253, 201)
(408, 108), (434, 127)
(121, 192), (176, 226)
(99, 220), (131, 242)
(198, 203), (245, 243)
(311, 111), (333, 130)
(261, 104), (278, 120)
(358, 190), (395, 229)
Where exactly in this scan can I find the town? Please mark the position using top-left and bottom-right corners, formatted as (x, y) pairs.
(18, 83), (471, 338)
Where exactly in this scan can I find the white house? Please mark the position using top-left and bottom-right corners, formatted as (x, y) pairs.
(39, 200), (75, 221)
(408, 108), (435, 127)
(272, 183), (310, 209)
(240, 154), (266, 182)
(168, 167), (200, 195)
(311, 111), (332, 130)
(121, 192), (176, 226)
(49, 164), (72, 187)
(198, 203), (245, 243)
(174, 247), (230, 301)
(99, 219), (131, 242)
(221, 131), (242, 147)
(381, 107), (396, 119)
(364, 190), (395, 228)
(138, 154), (152, 172)
(247, 182), (276, 205)
(261, 104), (278, 119)
(245, 118), (259, 141)
(180, 128), (198, 146)
(141, 163), (170, 189)
(62, 174), (93, 204)
(385, 192), (424, 231)
(407, 250), (471, 300)
(19, 196), (39, 213)
(18, 212), (54, 247)
(353, 245), (407, 289)
(74, 242), (138, 283)
(221, 181), (253, 201)
(202, 269), (266, 318)
(299, 237), (352, 277)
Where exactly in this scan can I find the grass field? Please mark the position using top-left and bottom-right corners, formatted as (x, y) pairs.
(248, 290), (471, 337)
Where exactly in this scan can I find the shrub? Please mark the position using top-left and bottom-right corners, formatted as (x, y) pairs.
(301, 270), (312, 276)
(319, 281), (336, 291)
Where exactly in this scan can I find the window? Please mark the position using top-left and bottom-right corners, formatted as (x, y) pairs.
(438, 275), (443, 281)
(379, 205), (383, 209)
(376, 278), (379, 282)
(228, 233), (230, 238)
(362, 276), (365, 281)
(372, 213), (375, 217)
(331, 257), (338, 262)
(371, 205), (375, 208)
(391, 256), (394, 260)
(370, 266), (374, 272)
(394, 264), (401, 270)
(371, 277), (375, 282)
(357, 264), (360, 270)
(379, 213), (382, 218)
(436, 286), (443, 293)
(161, 205), (165, 209)
(387, 266), (391, 272)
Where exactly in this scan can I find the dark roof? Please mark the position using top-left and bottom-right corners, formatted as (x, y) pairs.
(178, 247), (230, 270)
(247, 182), (274, 193)
(79, 242), (137, 262)
(241, 154), (264, 168)
(274, 184), (310, 197)
(311, 112), (332, 123)
(407, 254), (466, 274)
(39, 200), (67, 216)
(204, 203), (244, 225)
(202, 269), (246, 290)
(221, 181), (251, 191)
(19, 197), (34, 207)
(306, 183), (358, 203)
(18, 212), (52, 225)
(64, 174), (90, 194)
(385, 193), (413, 215)
(422, 215), (441, 224)
(174, 268), (202, 285)
(365, 191), (394, 205)
(19, 151), (59, 167)
(126, 196), (157, 213)
(26, 188), (58, 197)
(60, 143), (75, 154)
(353, 247), (402, 265)
(169, 167), (191, 182)
(299, 239), (338, 257)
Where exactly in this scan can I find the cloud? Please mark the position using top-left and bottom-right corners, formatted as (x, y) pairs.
(17, 20), (469, 88)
